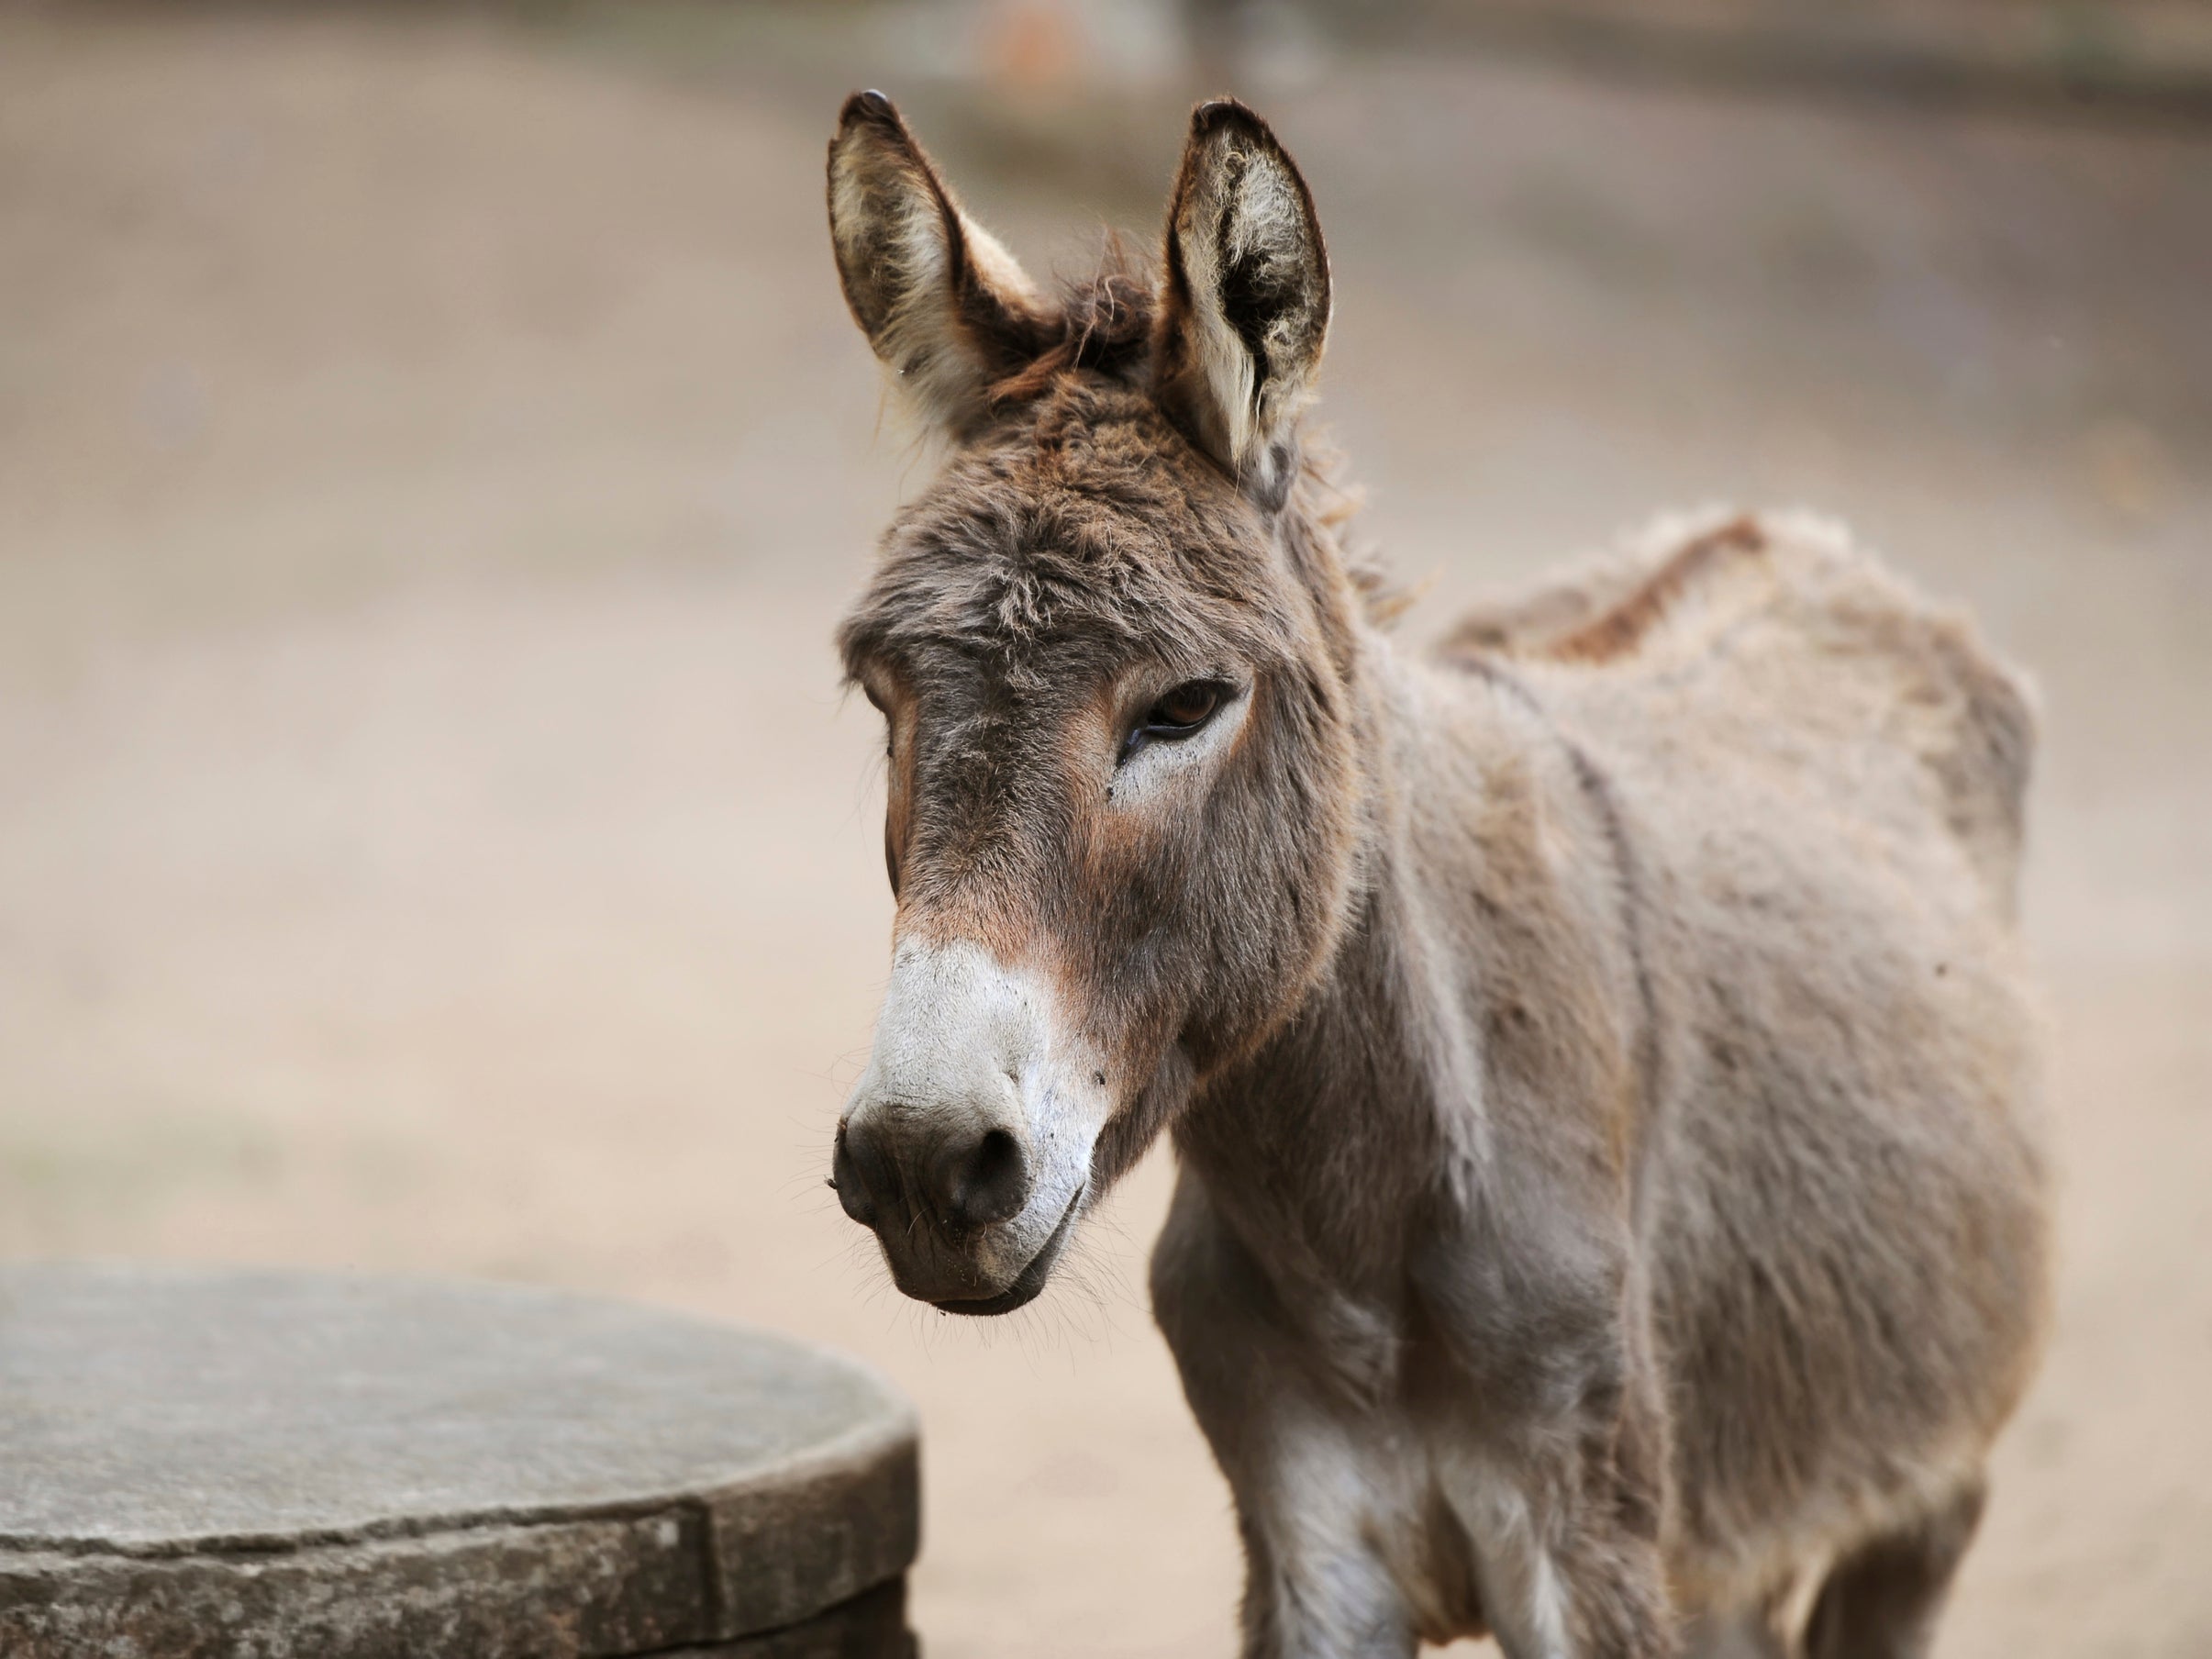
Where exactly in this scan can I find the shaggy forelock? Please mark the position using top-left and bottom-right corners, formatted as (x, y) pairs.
(984, 249), (1157, 406)
(839, 373), (1303, 690)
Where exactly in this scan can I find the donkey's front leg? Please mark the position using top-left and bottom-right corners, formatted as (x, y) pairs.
(1417, 1229), (1679, 1659)
(1152, 1174), (1418, 1659)
(1226, 1429), (1419, 1659)
(1441, 1441), (1677, 1659)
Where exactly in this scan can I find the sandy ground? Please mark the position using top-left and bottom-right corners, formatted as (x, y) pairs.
(2, 9), (2209, 1655)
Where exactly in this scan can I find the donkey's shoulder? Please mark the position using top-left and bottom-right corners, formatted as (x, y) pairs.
(1436, 510), (2038, 914)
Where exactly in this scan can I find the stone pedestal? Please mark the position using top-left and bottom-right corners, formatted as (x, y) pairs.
(0, 1264), (918, 1659)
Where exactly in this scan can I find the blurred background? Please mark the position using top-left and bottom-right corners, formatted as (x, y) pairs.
(2, 2), (2207, 1653)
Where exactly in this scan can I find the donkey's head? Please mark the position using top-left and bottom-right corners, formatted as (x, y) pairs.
(828, 93), (1371, 1313)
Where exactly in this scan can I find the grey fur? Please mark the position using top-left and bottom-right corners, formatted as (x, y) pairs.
(824, 95), (2050, 1659)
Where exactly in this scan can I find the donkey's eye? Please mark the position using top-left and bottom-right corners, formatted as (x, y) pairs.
(1152, 682), (1222, 729)
(859, 685), (894, 757)
(1122, 680), (1229, 763)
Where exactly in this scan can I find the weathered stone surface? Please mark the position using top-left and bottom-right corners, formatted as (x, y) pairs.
(0, 1264), (919, 1658)
(657, 1580), (915, 1658)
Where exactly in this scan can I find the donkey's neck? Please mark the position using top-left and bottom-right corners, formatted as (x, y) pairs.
(1171, 633), (1650, 1314)
(1171, 638), (1462, 1295)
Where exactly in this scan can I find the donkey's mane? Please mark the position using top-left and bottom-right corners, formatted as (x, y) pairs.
(983, 239), (1404, 630)
(985, 238), (1157, 408)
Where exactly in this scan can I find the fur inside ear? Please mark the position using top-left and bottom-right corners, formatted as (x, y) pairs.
(827, 91), (1051, 438)
(1155, 100), (1331, 507)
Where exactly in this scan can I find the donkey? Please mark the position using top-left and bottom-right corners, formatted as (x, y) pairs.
(823, 91), (2050, 1659)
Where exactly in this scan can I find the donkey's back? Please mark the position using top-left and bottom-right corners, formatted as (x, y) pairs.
(1446, 509), (2049, 1625)
(1444, 509), (2032, 915)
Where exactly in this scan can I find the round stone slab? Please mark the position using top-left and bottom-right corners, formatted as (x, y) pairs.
(0, 1264), (918, 1659)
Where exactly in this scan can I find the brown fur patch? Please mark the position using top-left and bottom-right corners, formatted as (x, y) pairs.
(1544, 515), (1768, 664)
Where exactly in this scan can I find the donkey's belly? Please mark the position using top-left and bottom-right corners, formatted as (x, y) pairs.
(1641, 884), (2050, 1608)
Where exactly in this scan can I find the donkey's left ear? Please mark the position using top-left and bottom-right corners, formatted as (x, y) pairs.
(1154, 100), (1331, 507)
(828, 91), (1053, 439)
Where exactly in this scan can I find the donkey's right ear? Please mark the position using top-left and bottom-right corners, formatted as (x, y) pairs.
(828, 92), (1051, 440)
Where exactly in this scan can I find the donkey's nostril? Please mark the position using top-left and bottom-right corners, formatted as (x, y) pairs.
(832, 1123), (879, 1228)
(947, 1127), (1030, 1230)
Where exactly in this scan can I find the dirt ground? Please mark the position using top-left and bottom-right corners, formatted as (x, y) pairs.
(2, 8), (2208, 1656)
